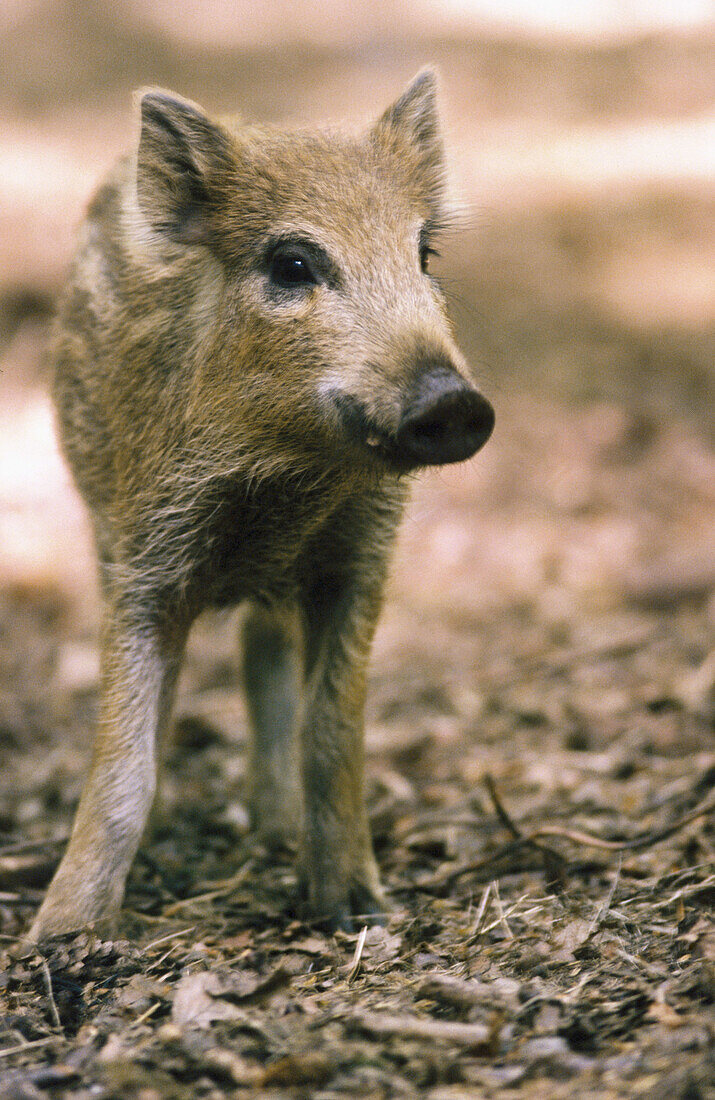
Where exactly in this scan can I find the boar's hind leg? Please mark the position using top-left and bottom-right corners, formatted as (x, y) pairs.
(300, 577), (386, 932)
(29, 602), (187, 940)
(241, 601), (303, 846)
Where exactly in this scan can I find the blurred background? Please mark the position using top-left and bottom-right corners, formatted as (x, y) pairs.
(0, 1), (713, 803)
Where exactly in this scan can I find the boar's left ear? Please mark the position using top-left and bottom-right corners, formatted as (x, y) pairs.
(371, 69), (445, 201)
(136, 89), (234, 246)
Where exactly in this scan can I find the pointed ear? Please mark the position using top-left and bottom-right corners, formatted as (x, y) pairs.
(371, 69), (445, 209)
(377, 69), (440, 150)
(136, 89), (233, 245)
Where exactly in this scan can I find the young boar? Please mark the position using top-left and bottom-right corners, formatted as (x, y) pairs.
(30, 71), (494, 939)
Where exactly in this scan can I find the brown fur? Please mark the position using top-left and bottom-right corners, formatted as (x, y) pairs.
(30, 71), (493, 938)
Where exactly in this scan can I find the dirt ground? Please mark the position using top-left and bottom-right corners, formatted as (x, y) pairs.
(1, 3), (713, 1097)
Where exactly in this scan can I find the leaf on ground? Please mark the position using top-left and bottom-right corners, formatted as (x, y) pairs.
(171, 964), (290, 1029)
(363, 926), (403, 963)
(115, 973), (171, 1011)
(212, 964), (291, 1004)
(172, 971), (245, 1029)
(553, 917), (593, 958)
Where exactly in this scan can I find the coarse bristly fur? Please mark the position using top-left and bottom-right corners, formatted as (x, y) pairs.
(30, 69), (494, 938)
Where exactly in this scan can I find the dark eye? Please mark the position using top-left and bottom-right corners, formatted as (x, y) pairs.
(269, 248), (317, 289)
(420, 245), (439, 274)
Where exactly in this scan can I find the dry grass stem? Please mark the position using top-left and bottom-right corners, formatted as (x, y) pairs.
(347, 924), (368, 985)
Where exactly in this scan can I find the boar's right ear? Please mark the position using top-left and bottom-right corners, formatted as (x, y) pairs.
(376, 70), (441, 155)
(136, 90), (233, 245)
(371, 69), (446, 212)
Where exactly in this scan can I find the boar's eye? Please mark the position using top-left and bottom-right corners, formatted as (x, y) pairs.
(419, 244), (439, 274)
(268, 246), (318, 289)
(419, 221), (441, 275)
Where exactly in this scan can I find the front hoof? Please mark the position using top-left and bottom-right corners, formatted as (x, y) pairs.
(28, 911), (112, 945)
(348, 882), (391, 926)
(28, 878), (121, 943)
(299, 876), (390, 934)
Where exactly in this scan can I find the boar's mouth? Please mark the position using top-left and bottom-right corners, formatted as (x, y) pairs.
(332, 392), (408, 469)
(333, 384), (494, 470)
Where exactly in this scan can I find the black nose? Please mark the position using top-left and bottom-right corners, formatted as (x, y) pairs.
(396, 371), (494, 465)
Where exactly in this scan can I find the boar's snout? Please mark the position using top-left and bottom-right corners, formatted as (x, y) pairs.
(396, 370), (494, 466)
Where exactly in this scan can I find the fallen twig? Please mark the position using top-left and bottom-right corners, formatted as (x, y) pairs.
(485, 774), (714, 855)
(0, 1036), (59, 1058)
(161, 862), (255, 916)
(484, 773), (521, 839)
(140, 926), (196, 954)
(644, 873), (715, 911)
(132, 1000), (163, 1028)
(40, 959), (62, 1032)
(425, 836), (568, 891)
(484, 773), (567, 887)
(524, 794), (714, 852)
(417, 974), (492, 1009)
(347, 1009), (490, 1051)
(0, 837), (67, 857)
(0, 851), (62, 889)
(429, 778), (713, 894)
